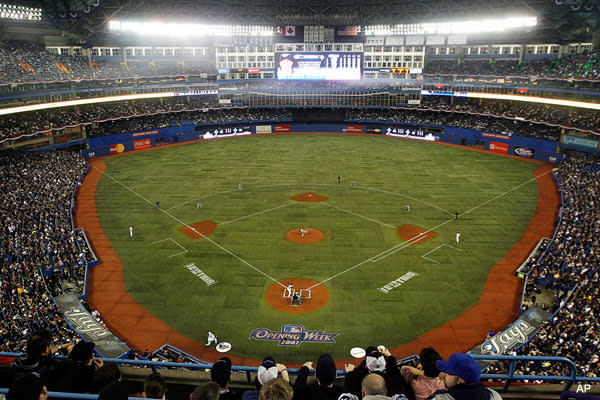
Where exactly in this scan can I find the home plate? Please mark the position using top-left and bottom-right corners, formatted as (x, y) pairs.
(350, 347), (366, 358)
(216, 342), (232, 353)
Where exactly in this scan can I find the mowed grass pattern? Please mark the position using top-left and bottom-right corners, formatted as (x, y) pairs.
(95, 135), (539, 361)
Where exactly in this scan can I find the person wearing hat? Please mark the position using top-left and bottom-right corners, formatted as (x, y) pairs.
(428, 353), (502, 400)
(400, 347), (445, 400)
(293, 354), (341, 400)
(53, 340), (103, 394)
(242, 356), (289, 400)
(7, 372), (48, 400)
(343, 346), (413, 400)
(211, 357), (240, 400)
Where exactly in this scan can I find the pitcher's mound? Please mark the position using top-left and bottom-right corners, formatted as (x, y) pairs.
(291, 192), (328, 202)
(179, 221), (217, 239)
(397, 224), (437, 244)
(265, 278), (330, 314)
(286, 228), (324, 243)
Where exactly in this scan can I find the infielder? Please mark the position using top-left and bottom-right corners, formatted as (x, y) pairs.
(129, 226), (133, 238)
(238, 183), (243, 191)
(197, 201), (202, 209)
(406, 204), (410, 212)
(206, 331), (217, 346)
(456, 232), (461, 244)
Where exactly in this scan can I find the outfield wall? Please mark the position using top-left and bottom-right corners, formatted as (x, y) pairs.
(80, 121), (565, 163)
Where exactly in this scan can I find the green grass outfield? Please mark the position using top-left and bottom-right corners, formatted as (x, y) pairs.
(95, 134), (539, 361)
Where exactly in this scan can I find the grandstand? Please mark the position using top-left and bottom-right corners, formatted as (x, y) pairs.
(0, 0), (599, 399)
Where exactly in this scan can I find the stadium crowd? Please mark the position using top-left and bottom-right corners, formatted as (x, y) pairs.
(2, 95), (598, 143)
(0, 41), (213, 84)
(509, 155), (600, 379)
(0, 151), (88, 356)
(424, 51), (600, 81)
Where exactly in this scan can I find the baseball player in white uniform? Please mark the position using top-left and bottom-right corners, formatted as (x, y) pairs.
(129, 226), (133, 238)
(206, 331), (218, 346)
(299, 228), (308, 238)
(284, 284), (294, 297)
(197, 201), (202, 209)
(456, 232), (461, 244)
(406, 204), (410, 212)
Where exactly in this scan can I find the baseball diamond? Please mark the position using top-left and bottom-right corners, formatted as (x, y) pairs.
(77, 133), (556, 363)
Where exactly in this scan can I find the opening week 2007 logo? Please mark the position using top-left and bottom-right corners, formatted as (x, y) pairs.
(250, 325), (338, 346)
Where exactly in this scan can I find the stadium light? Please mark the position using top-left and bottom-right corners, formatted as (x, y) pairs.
(109, 20), (274, 37)
(363, 16), (536, 36)
(0, 3), (42, 21)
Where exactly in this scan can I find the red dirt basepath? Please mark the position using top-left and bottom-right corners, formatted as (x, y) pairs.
(291, 192), (328, 202)
(264, 278), (330, 314)
(397, 225), (437, 244)
(179, 221), (217, 239)
(286, 228), (324, 243)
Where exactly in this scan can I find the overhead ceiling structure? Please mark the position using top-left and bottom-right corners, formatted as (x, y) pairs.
(34, 0), (599, 41)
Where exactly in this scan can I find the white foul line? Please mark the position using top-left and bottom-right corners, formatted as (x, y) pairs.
(152, 237), (189, 258)
(96, 167), (287, 288)
(321, 202), (396, 229)
(219, 202), (296, 225)
(309, 168), (546, 289)
(421, 243), (463, 264)
(166, 188), (239, 211)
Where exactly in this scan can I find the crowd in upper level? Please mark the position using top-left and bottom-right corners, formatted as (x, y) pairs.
(424, 51), (600, 81)
(0, 40), (599, 85)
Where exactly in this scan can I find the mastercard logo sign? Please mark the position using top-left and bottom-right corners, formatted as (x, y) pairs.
(109, 143), (125, 153)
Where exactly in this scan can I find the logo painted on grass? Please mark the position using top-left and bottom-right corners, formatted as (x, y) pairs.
(184, 263), (217, 286)
(377, 271), (419, 294)
(249, 325), (338, 347)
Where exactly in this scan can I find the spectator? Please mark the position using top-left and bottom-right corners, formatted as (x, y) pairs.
(294, 354), (341, 400)
(211, 357), (239, 400)
(192, 382), (221, 400)
(429, 353), (502, 400)
(52, 340), (103, 393)
(98, 380), (130, 400)
(400, 348), (445, 400)
(260, 378), (294, 400)
(244, 356), (289, 400)
(344, 346), (413, 399)
(7, 372), (48, 400)
(93, 363), (122, 393)
(144, 371), (167, 399)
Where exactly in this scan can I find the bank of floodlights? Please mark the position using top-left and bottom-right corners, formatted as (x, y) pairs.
(0, 3), (42, 21)
(109, 20), (274, 37)
(363, 16), (537, 36)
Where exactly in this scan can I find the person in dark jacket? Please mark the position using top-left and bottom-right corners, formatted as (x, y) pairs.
(428, 353), (502, 400)
(52, 340), (103, 393)
(293, 354), (341, 400)
(7, 372), (48, 400)
(344, 346), (414, 400)
(212, 357), (240, 400)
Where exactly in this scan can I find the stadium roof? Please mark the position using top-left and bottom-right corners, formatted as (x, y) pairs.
(31, 0), (600, 41)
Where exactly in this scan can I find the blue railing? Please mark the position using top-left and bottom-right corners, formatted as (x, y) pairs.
(0, 388), (161, 399)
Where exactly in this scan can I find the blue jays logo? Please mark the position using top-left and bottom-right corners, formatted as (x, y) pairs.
(250, 325), (338, 347)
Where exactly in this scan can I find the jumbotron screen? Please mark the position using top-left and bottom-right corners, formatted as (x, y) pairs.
(276, 52), (362, 80)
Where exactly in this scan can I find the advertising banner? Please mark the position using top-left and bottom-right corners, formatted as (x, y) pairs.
(202, 125), (252, 139)
(385, 126), (436, 142)
(347, 125), (363, 134)
(489, 142), (509, 154)
(274, 125), (291, 133)
(109, 143), (124, 154)
(562, 135), (598, 149)
(132, 130), (159, 138)
(514, 146), (535, 158)
(133, 138), (152, 151)
(366, 126), (385, 134)
(482, 132), (511, 140)
(255, 125), (272, 134)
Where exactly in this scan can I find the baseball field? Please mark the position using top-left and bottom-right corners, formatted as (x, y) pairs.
(88, 134), (546, 362)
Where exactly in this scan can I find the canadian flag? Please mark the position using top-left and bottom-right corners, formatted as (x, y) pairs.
(285, 26), (296, 36)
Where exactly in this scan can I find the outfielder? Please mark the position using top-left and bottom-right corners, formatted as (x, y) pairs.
(206, 331), (218, 346)
(456, 232), (461, 244)
(406, 204), (410, 212)
(238, 183), (243, 191)
(129, 226), (133, 238)
(197, 201), (202, 209)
